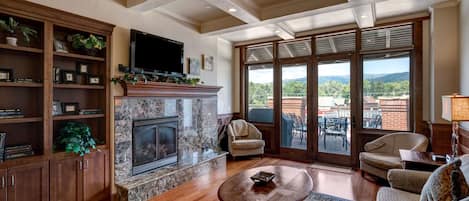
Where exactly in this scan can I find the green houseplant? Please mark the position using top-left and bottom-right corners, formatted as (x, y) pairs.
(69, 33), (106, 56)
(0, 17), (37, 46)
(57, 122), (96, 156)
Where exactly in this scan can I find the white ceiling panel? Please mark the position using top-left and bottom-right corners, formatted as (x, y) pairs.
(375, 0), (445, 18)
(160, 0), (229, 22)
(220, 26), (277, 42)
(284, 8), (356, 33)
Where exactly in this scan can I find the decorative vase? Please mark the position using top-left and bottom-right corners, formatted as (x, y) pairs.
(6, 37), (18, 46)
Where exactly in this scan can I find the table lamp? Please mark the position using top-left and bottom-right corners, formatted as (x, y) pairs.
(441, 94), (469, 161)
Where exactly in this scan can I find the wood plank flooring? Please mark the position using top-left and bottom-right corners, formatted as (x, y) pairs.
(149, 157), (380, 201)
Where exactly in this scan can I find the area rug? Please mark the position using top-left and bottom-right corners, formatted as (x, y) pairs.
(304, 192), (351, 201)
(309, 162), (353, 174)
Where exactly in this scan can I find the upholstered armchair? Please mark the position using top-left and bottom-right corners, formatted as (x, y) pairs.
(227, 119), (265, 159)
(377, 155), (469, 201)
(359, 132), (429, 179)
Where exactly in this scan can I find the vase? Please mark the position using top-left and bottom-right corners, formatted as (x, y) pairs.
(6, 37), (18, 46)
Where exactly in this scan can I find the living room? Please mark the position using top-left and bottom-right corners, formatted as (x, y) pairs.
(0, 0), (468, 201)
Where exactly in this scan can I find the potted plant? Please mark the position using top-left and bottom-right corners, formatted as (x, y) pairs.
(56, 122), (96, 156)
(69, 33), (106, 56)
(0, 17), (37, 46)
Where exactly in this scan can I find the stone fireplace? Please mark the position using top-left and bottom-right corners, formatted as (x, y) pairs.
(114, 82), (227, 201)
(132, 117), (178, 175)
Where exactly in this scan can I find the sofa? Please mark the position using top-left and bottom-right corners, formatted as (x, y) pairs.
(359, 132), (428, 179)
(227, 119), (265, 158)
(377, 154), (469, 201)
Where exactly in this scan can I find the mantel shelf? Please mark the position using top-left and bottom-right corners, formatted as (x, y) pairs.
(120, 81), (222, 97)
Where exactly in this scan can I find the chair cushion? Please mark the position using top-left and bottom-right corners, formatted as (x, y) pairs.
(420, 159), (469, 201)
(359, 152), (402, 170)
(377, 187), (420, 201)
(230, 120), (249, 137)
(231, 139), (265, 150)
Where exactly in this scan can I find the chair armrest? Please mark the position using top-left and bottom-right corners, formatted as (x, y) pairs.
(247, 123), (262, 139)
(387, 169), (432, 194)
(364, 139), (386, 152)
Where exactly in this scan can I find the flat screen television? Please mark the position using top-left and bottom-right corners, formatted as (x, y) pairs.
(130, 29), (184, 74)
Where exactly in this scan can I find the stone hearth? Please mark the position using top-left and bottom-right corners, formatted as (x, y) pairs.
(114, 93), (226, 201)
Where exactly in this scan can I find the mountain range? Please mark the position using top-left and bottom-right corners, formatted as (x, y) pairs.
(286, 72), (409, 84)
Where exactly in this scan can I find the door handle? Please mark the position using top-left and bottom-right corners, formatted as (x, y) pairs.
(10, 175), (14, 188)
(1, 176), (4, 189)
(79, 160), (83, 170)
(84, 159), (89, 170)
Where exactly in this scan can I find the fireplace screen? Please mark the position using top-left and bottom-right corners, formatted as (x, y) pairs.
(132, 117), (178, 175)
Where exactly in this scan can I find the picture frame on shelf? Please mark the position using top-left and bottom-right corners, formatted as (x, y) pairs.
(53, 39), (69, 53)
(61, 102), (79, 115)
(76, 62), (90, 74)
(87, 75), (101, 85)
(202, 54), (214, 71)
(52, 100), (63, 116)
(0, 68), (13, 82)
(61, 70), (77, 84)
(53, 67), (61, 83)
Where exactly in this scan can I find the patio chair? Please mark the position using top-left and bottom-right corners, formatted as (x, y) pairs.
(323, 117), (348, 150)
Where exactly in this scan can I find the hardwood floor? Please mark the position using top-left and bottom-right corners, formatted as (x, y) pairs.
(149, 157), (380, 201)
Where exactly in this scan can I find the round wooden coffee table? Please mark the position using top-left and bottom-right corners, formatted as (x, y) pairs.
(218, 165), (313, 201)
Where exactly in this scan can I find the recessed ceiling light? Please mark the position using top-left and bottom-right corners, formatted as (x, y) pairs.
(275, 30), (281, 33)
(205, 6), (212, 9)
(228, 8), (237, 12)
(361, 15), (368, 19)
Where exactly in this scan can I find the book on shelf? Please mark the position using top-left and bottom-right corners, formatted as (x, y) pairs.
(79, 109), (103, 115)
(0, 108), (24, 119)
(5, 144), (34, 160)
(0, 133), (5, 162)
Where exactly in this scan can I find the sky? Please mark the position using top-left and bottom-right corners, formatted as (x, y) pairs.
(249, 57), (410, 83)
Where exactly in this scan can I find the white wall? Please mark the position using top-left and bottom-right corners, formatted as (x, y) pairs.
(27, 0), (234, 114)
(460, 0), (469, 129)
(430, 3), (460, 123)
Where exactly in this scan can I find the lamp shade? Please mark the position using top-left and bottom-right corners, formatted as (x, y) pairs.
(442, 95), (469, 121)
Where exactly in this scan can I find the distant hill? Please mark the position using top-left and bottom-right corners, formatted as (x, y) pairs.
(284, 72), (409, 84)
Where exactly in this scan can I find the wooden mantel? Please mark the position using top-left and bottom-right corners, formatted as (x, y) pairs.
(121, 81), (223, 97)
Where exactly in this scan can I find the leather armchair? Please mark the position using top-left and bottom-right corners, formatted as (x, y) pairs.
(359, 132), (428, 179)
(227, 119), (265, 159)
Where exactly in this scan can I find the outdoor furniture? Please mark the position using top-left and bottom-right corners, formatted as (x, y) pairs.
(248, 108), (294, 147)
(323, 117), (348, 150)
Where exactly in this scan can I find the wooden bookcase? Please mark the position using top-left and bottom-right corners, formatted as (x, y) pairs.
(0, 1), (113, 200)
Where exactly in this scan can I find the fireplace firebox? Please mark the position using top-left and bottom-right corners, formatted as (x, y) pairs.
(132, 116), (178, 175)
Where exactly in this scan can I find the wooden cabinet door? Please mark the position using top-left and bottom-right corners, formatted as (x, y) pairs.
(83, 150), (109, 201)
(7, 161), (49, 201)
(0, 169), (7, 201)
(50, 156), (83, 201)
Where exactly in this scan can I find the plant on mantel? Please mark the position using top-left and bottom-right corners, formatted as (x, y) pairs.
(111, 72), (203, 86)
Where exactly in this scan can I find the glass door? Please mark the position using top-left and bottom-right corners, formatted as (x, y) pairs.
(280, 63), (308, 150)
(315, 56), (354, 164)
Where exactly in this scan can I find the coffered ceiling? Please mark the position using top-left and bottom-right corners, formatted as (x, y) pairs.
(125, 0), (448, 42)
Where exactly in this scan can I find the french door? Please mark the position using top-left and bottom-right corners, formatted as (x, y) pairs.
(313, 54), (356, 166)
(277, 55), (356, 166)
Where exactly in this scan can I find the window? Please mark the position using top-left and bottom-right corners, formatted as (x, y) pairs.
(246, 44), (273, 63)
(247, 64), (274, 123)
(315, 32), (356, 55)
(278, 39), (312, 58)
(362, 52), (410, 131)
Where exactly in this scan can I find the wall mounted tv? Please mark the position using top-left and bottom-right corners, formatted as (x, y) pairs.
(130, 29), (184, 75)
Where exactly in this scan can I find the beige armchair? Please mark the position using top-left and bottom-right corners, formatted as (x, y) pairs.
(359, 132), (428, 179)
(377, 154), (469, 201)
(227, 119), (265, 159)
